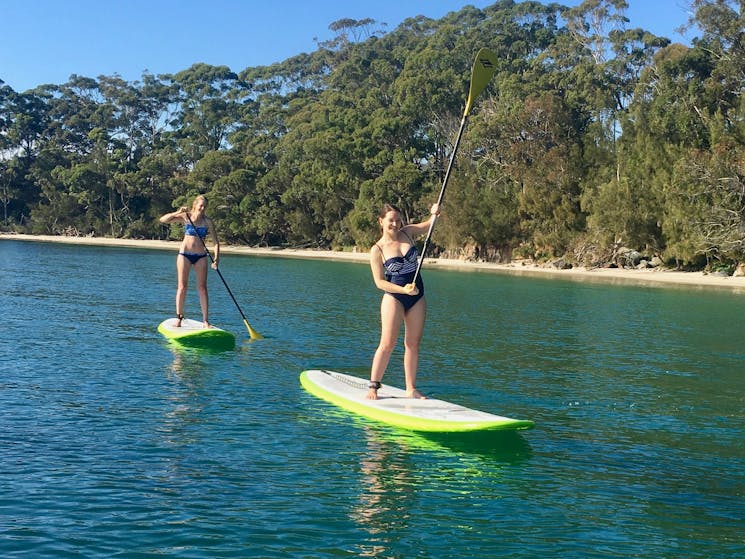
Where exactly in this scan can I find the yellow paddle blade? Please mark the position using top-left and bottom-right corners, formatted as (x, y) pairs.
(245, 319), (264, 340)
(464, 48), (498, 116)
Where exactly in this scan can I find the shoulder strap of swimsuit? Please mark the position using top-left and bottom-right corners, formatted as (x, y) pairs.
(375, 243), (386, 262)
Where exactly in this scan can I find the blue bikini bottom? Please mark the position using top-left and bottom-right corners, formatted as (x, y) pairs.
(179, 251), (208, 265)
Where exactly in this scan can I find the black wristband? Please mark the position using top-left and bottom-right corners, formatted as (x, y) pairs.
(368, 381), (381, 390)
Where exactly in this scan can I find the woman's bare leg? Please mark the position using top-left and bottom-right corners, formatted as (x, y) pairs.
(194, 257), (210, 327)
(402, 297), (426, 398)
(175, 255), (190, 326)
(367, 295), (404, 400)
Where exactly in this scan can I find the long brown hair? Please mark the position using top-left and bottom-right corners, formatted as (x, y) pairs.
(378, 203), (402, 219)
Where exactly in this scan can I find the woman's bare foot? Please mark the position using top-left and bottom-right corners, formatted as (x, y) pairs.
(365, 380), (382, 400)
(406, 389), (426, 399)
(176, 314), (184, 327)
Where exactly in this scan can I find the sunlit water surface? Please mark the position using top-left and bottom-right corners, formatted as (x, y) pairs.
(1, 239), (743, 558)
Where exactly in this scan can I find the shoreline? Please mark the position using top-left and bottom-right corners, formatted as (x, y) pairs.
(4, 232), (745, 292)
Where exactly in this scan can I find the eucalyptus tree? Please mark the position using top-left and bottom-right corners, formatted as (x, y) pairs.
(0, 82), (14, 151)
(20, 75), (136, 234)
(444, 1), (588, 258)
(273, 85), (367, 246)
(232, 50), (333, 245)
(92, 74), (176, 235)
(0, 89), (51, 227)
(7, 91), (50, 161)
(610, 0), (745, 267)
(168, 63), (247, 167)
(512, 0), (670, 260)
(17, 76), (96, 233)
(688, 0), (744, 141)
(350, 7), (510, 248)
(573, 24), (670, 258)
(269, 20), (424, 247)
(41, 75), (110, 155)
(347, 32), (440, 246)
(0, 84), (12, 224)
(112, 72), (186, 235)
(658, 0), (745, 265)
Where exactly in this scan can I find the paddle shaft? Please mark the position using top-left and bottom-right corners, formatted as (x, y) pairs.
(184, 211), (263, 340)
(411, 48), (497, 285)
(411, 111), (468, 285)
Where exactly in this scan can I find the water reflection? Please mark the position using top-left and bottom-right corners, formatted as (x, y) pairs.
(352, 425), (417, 557)
(350, 421), (532, 556)
(416, 429), (533, 460)
(161, 345), (211, 446)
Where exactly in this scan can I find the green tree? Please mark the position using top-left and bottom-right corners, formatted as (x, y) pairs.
(169, 64), (246, 166)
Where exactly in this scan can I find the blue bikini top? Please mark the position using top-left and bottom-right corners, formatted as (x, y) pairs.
(185, 222), (208, 237)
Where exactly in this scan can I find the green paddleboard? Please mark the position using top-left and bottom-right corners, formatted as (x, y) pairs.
(158, 318), (235, 350)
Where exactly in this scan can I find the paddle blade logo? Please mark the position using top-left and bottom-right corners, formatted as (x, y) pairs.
(478, 54), (496, 69)
(465, 48), (498, 116)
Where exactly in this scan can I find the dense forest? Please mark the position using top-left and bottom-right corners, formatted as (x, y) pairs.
(1, 0), (743, 269)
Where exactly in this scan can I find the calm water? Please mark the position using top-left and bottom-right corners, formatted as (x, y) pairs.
(1, 239), (744, 558)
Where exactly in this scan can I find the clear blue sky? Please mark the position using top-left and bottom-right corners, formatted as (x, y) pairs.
(1, 0), (696, 93)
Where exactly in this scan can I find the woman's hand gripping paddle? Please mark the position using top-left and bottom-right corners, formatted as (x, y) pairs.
(411, 48), (498, 285)
(185, 212), (264, 340)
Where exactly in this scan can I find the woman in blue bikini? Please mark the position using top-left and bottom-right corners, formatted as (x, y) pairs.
(159, 195), (220, 328)
(367, 202), (440, 400)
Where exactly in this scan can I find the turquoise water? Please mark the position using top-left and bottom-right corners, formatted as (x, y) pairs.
(1, 239), (744, 558)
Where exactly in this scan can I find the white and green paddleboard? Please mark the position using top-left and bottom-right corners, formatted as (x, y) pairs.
(157, 318), (235, 350)
(300, 369), (534, 433)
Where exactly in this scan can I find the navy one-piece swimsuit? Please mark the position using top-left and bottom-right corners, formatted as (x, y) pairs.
(381, 244), (424, 313)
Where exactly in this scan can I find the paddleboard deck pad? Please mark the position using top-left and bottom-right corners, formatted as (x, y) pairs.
(300, 369), (534, 433)
(158, 318), (235, 349)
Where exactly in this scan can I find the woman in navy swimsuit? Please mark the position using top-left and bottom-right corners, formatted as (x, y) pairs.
(159, 195), (220, 328)
(367, 202), (440, 400)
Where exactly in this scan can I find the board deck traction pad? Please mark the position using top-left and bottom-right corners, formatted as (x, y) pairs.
(300, 369), (534, 433)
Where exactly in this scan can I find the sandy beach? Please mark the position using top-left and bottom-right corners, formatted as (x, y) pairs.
(4, 232), (745, 292)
